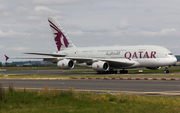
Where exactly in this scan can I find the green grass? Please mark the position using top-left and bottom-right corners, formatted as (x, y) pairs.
(2, 73), (180, 79)
(0, 74), (70, 79)
(1, 73), (180, 79)
(0, 86), (180, 113)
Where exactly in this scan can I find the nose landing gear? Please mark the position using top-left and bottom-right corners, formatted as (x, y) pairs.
(164, 67), (169, 74)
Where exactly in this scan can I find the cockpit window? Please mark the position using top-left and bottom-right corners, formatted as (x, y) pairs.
(168, 53), (173, 55)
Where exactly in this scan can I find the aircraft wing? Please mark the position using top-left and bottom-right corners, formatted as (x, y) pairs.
(5, 54), (136, 68)
(101, 59), (136, 68)
(65, 57), (136, 67)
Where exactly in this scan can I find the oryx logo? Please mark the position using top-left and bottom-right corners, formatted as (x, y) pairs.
(48, 20), (69, 51)
(62, 63), (64, 66)
(97, 64), (99, 68)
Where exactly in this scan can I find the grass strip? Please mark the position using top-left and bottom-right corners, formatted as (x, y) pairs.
(1, 74), (180, 79)
(0, 85), (180, 113)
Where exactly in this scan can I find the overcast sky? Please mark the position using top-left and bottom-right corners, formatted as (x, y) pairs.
(0, 0), (180, 63)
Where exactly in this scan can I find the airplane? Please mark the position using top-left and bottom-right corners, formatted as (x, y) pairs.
(5, 17), (177, 74)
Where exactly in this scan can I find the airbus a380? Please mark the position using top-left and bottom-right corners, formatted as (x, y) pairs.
(5, 17), (177, 74)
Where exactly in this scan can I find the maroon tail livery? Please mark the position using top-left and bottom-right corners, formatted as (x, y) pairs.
(48, 20), (69, 51)
(4, 55), (9, 61)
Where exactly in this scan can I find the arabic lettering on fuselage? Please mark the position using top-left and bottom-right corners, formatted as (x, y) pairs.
(124, 51), (156, 60)
(106, 51), (120, 56)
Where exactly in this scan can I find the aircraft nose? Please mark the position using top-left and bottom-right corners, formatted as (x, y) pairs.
(171, 57), (177, 65)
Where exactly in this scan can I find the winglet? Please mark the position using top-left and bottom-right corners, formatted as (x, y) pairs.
(5, 55), (9, 61)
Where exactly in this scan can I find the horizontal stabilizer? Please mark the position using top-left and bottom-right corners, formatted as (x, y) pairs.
(4, 55), (9, 61)
(24, 53), (66, 57)
(7, 57), (63, 63)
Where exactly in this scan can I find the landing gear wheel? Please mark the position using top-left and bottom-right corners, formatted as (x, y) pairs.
(164, 70), (169, 74)
(97, 70), (118, 74)
(114, 70), (117, 74)
(120, 69), (128, 74)
(164, 67), (169, 74)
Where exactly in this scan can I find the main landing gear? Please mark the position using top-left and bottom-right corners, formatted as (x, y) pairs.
(119, 69), (128, 74)
(97, 69), (128, 74)
(97, 69), (118, 74)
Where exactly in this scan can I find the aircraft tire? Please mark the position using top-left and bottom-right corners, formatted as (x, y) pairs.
(97, 70), (118, 74)
(120, 70), (128, 74)
(114, 70), (117, 74)
(164, 70), (169, 74)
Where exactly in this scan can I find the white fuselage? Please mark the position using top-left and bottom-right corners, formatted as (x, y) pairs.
(53, 45), (177, 69)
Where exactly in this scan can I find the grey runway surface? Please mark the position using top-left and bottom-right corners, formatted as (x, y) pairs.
(1, 79), (180, 96)
(1, 69), (180, 76)
(0, 69), (94, 76)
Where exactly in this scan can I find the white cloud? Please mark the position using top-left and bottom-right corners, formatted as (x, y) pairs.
(0, 30), (29, 37)
(111, 28), (179, 37)
(7, 46), (29, 52)
(33, 6), (62, 16)
(0, 4), (7, 12)
(0, 45), (5, 50)
(117, 19), (131, 30)
(24, 6), (63, 21)
(34, 6), (51, 12)
(138, 28), (177, 36)
(67, 30), (83, 36)
(31, 0), (85, 5)
(0, 4), (11, 17)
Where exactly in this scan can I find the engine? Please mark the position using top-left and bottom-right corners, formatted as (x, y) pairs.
(57, 59), (74, 69)
(146, 67), (161, 70)
(92, 61), (109, 71)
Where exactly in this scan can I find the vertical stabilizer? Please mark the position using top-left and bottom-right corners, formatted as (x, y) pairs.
(48, 17), (75, 51)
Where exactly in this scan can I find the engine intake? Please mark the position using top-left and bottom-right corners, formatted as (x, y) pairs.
(92, 61), (109, 71)
(57, 59), (74, 69)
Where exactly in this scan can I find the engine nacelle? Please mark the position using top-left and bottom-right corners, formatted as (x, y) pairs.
(146, 67), (161, 70)
(57, 59), (74, 69)
(92, 61), (109, 71)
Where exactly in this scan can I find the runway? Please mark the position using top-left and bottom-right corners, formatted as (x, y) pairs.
(1, 70), (180, 96)
(0, 69), (94, 76)
(1, 79), (180, 96)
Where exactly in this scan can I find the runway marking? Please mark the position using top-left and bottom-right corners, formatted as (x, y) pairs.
(73, 77), (180, 81)
(3, 87), (180, 96)
(2, 77), (180, 81)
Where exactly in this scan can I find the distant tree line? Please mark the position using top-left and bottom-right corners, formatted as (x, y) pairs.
(0, 62), (2, 67)
(0, 61), (55, 67)
(175, 55), (180, 62)
(4, 62), (17, 67)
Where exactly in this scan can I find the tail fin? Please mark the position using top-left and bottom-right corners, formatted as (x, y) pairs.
(47, 17), (75, 51)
